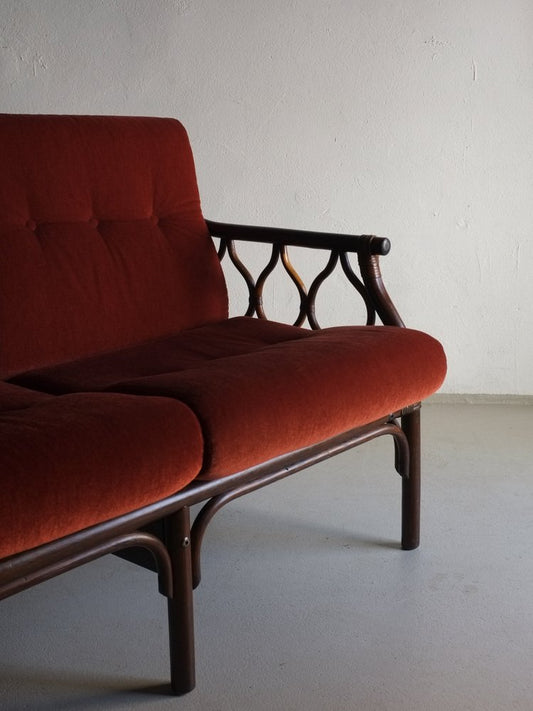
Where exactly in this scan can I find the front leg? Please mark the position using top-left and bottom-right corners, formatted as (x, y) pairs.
(401, 407), (421, 550)
(164, 507), (196, 694)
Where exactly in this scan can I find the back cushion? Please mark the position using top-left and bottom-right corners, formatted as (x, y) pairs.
(0, 114), (228, 378)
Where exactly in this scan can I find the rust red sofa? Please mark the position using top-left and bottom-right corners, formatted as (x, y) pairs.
(0, 114), (446, 694)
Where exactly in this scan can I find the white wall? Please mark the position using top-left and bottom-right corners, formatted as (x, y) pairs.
(1, 0), (532, 395)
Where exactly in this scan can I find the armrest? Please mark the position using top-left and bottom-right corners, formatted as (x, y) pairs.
(206, 219), (404, 328)
(205, 220), (391, 256)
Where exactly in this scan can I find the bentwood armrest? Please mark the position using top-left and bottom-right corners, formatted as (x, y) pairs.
(205, 219), (391, 256)
(206, 219), (403, 327)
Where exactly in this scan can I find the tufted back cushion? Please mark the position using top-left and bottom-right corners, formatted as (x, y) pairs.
(0, 114), (228, 378)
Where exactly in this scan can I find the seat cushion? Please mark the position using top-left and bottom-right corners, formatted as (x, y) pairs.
(0, 381), (53, 412)
(0, 392), (203, 559)
(12, 318), (447, 480)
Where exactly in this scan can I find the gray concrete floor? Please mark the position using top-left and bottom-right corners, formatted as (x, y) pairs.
(1, 404), (532, 711)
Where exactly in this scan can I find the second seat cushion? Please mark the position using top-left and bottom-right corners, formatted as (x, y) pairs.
(12, 317), (447, 479)
(0, 389), (204, 558)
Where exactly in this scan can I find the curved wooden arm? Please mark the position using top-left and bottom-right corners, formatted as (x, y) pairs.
(357, 248), (405, 327)
(207, 218), (405, 328)
(206, 220), (391, 256)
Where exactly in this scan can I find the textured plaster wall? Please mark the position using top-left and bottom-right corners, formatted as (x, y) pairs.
(1, 0), (532, 395)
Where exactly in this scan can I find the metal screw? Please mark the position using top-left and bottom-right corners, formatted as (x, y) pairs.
(182, 537), (191, 548)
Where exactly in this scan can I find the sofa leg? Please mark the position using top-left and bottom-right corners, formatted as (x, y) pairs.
(401, 408), (421, 551)
(165, 507), (196, 694)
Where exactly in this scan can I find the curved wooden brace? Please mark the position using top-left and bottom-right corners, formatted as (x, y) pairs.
(216, 238), (227, 261)
(254, 243), (282, 319)
(190, 493), (235, 588)
(0, 531), (174, 600)
(190, 420), (409, 588)
(226, 239), (257, 317)
(280, 246), (308, 327)
(130, 531), (174, 597)
(339, 251), (376, 325)
(357, 250), (405, 327)
(306, 250), (340, 329)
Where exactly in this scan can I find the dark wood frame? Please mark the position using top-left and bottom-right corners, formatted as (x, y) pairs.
(0, 222), (422, 695)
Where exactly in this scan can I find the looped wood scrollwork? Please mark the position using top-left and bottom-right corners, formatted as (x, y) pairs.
(217, 238), (377, 328)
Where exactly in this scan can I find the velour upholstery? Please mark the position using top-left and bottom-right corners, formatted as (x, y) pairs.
(12, 317), (447, 479)
(0, 381), (53, 411)
(0, 387), (204, 559)
(0, 114), (227, 379)
(0, 113), (448, 697)
(0, 113), (446, 480)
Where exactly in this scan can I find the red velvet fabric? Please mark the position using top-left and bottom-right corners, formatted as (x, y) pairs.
(12, 318), (447, 479)
(13, 318), (308, 394)
(0, 115), (227, 379)
(0, 381), (53, 411)
(0, 391), (204, 559)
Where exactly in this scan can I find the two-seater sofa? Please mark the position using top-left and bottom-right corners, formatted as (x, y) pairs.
(0, 114), (446, 694)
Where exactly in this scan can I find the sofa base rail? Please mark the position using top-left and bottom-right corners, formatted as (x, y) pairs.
(189, 414), (411, 588)
(0, 531), (174, 600)
(0, 404), (421, 694)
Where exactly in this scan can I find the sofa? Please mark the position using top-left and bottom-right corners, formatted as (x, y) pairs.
(0, 114), (446, 694)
